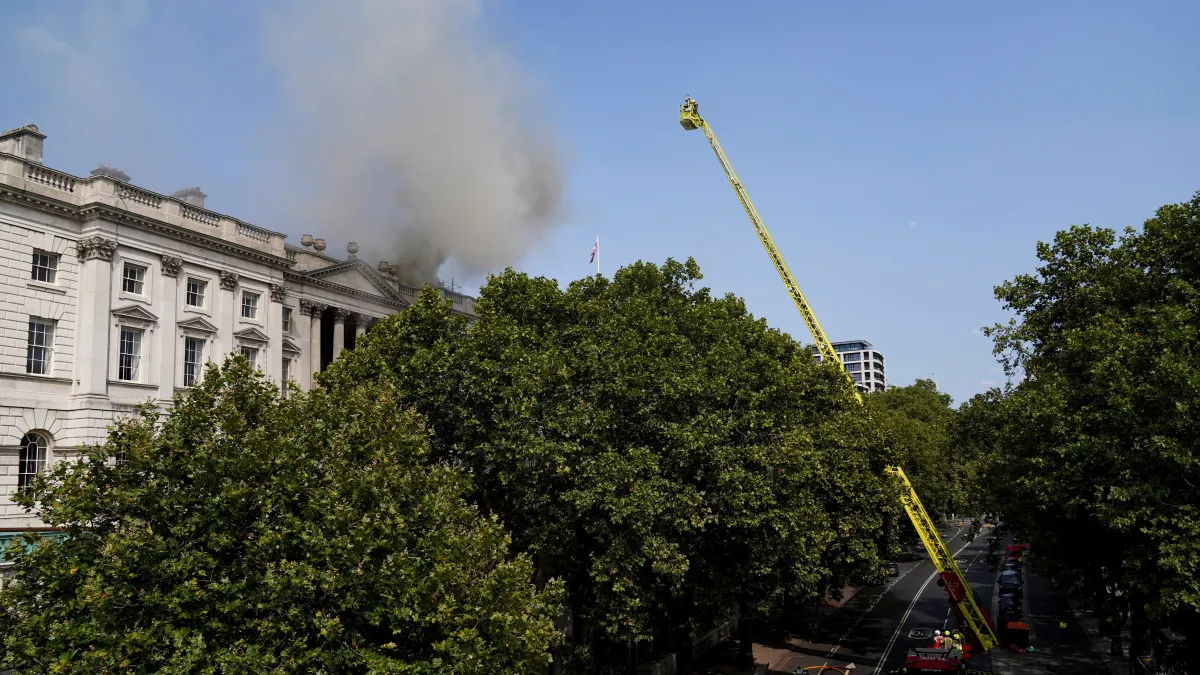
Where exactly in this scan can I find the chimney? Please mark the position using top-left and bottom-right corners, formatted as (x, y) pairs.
(0, 124), (45, 164)
(172, 187), (207, 208)
(90, 165), (131, 183)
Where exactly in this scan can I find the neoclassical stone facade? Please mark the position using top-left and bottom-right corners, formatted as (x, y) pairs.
(0, 124), (475, 534)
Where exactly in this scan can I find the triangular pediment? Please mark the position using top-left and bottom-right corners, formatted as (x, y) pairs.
(111, 304), (159, 323)
(305, 260), (405, 303)
(177, 316), (219, 333)
(233, 326), (270, 344)
(281, 337), (301, 355)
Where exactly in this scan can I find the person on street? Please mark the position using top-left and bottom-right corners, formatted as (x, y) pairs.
(932, 630), (944, 648)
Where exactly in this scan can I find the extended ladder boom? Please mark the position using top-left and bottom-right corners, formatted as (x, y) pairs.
(679, 97), (998, 652)
(886, 466), (999, 651)
(679, 98), (861, 405)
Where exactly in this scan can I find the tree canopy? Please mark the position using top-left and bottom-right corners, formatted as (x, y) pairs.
(1, 256), (976, 674)
(0, 358), (563, 674)
(321, 258), (901, 671)
(971, 190), (1200, 669)
(867, 379), (972, 522)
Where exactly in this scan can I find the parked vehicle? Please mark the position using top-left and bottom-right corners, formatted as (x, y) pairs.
(884, 562), (900, 576)
(998, 570), (1022, 593)
(998, 593), (1023, 618)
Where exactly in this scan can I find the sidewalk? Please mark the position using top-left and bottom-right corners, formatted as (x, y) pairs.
(1065, 596), (1131, 675)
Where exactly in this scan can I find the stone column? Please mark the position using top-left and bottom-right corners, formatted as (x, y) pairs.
(353, 314), (367, 347)
(306, 300), (327, 379)
(74, 235), (118, 398)
(218, 271), (239, 359)
(297, 299), (314, 390)
(157, 255), (183, 401)
(268, 284), (286, 386)
(332, 308), (351, 361)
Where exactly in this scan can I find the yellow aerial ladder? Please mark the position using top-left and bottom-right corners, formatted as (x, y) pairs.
(678, 97), (998, 653)
(678, 97), (861, 406)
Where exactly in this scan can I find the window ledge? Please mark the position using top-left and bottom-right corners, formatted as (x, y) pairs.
(182, 305), (211, 316)
(108, 379), (158, 390)
(26, 279), (67, 295)
(238, 317), (263, 325)
(0, 371), (72, 384)
(118, 291), (151, 304)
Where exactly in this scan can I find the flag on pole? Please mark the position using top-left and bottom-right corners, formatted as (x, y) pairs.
(589, 236), (598, 264)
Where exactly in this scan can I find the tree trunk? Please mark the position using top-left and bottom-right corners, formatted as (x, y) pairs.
(734, 598), (753, 662)
(674, 586), (696, 675)
(1128, 599), (1145, 671)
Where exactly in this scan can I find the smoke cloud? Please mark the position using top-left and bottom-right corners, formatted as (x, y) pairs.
(265, 0), (568, 286)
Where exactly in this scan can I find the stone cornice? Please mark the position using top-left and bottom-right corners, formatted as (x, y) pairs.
(0, 185), (79, 219)
(75, 202), (295, 270)
(285, 270), (408, 310)
(304, 259), (410, 304)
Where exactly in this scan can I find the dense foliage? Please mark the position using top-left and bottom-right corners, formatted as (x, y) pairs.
(322, 259), (906, 671)
(0, 257), (973, 674)
(867, 379), (974, 522)
(0, 358), (563, 674)
(970, 190), (1200, 669)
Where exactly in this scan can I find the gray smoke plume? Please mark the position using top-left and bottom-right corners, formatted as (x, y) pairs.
(265, 0), (567, 286)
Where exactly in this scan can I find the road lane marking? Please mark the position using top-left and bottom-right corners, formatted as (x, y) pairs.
(873, 534), (976, 674)
(825, 525), (966, 659)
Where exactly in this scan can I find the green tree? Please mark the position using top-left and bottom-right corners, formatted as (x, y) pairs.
(0, 357), (563, 674)
(982, 190), (1200, 668)
(322, 259), (891, 671)
(867, 380), (966, 523)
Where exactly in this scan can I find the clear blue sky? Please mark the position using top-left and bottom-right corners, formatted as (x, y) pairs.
(3, 0), (1198, 405)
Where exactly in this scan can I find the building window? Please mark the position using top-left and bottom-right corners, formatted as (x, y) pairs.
(122, 262), (147, 295)
(18, 432), (48, 490)
(186, 278), (207, 308)
(240, 346), (259, 370)
(26, 318), (54, 375)
(844, 362), (862, 372)
(241, 292), (259, 319)
(30, 251), (58, 283)
(183, 337), (204, 387)
(282, 307), (292, 333)
(281, 357), (290, 391)
(118, 327), (143, 381)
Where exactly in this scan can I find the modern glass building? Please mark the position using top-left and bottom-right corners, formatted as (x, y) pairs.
(811, 339), (886, 393)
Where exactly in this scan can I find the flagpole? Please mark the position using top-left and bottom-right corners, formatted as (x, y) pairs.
(596, 235), (600, 275)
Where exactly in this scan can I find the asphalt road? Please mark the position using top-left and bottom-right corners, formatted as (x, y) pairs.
(778, 524), (1110, 674)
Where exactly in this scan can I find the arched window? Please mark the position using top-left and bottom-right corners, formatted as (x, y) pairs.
(18, 432), (48, 489)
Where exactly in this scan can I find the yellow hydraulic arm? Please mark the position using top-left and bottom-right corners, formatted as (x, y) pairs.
(887, 466), (999, 651)
(678, 97), (861, 405)
(679, 97), (999, 652)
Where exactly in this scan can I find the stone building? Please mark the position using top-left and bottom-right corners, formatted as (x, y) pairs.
(0, 124), (475, 537)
